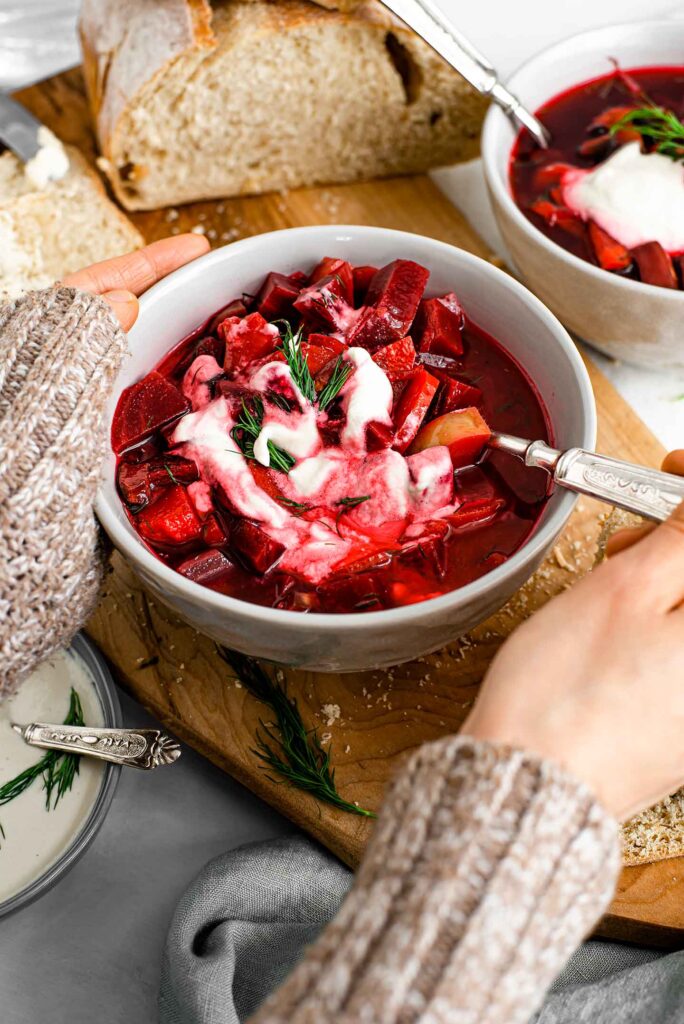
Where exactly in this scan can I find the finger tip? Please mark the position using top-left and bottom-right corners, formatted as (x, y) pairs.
(102, 289), (140, 331)
(176, 232), (212, 255)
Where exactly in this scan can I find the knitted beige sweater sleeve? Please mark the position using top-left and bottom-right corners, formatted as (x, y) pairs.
(0, 287), (127, 698)
(253, 736), (620, 1024)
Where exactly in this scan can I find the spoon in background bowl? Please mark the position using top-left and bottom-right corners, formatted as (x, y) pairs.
(489, 433), (684, 522)
(378, 0), (551, 148)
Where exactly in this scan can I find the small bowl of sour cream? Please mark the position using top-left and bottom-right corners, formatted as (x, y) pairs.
(0, 634), (121, 918)
(482, 20), (684, 369)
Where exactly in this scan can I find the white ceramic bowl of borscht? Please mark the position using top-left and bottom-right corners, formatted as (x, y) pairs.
(96, 225), (595, 672)
(483, 20), (684, 370)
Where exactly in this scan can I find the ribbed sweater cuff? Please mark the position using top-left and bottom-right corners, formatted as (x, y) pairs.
(253, 737), (620, 1024)
(0, 286), (127, 696)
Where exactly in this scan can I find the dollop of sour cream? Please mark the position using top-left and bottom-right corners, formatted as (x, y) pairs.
(562, 142), (684, 252)
(24, 127), (70, 190)
(174, 346), (458, 584)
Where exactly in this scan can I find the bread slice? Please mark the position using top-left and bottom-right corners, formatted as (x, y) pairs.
(0, 144), (143, 302)
(622, 790), (684, 866)
(79, 0), (487, 211)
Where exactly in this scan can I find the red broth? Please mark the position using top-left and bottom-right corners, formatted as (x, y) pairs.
(112, 259), (552, 613)
(510, 65), (684, 289)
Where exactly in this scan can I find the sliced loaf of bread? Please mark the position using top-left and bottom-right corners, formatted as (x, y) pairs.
(79, 0), (488, 211)
(0, 144), (143, 302)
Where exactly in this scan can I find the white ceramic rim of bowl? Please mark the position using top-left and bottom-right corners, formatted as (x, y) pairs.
(0, 633), (121, 919)
(481, 19), (684, 303)
(96, 224), (596, 632)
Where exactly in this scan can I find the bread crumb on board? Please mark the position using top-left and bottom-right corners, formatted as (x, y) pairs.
(321, 703), (341, 727)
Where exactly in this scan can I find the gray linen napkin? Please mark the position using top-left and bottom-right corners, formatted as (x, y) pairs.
(160, 836), (683, 1024)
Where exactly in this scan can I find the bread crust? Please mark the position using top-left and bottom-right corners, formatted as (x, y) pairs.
(80, 0), (215, 148)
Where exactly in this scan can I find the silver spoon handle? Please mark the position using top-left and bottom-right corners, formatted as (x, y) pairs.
(11, 723), (181, 770)
(521, 441), (684, 522)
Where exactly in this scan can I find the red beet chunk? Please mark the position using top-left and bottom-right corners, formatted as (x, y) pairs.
(300, 333), (345, 376)
(372, 336), (416, 377)
(194, 336), (224, 363)
(220, 312), (280, 373)
(588, 222), (631, 272)
(365, 421), (394, 451)
(288, 270), (308, 287)
(335, 549), (392, 575)
(532, 162), (573, 190)
(352, 264), (378, 305)
(317, 572), (384, 611)
(448, 498), (505, 531)
(529, 199), (585, 238)
(310, 258), (354, 304)
(178, 549), (235, 585)
(391, 367), (439, 453)
(430, 369), (482, 417)
(117, 455), (199, 509)
(349, 260), (430, 349)
(410, 407), (491, 469)
(208, 299), (248, 334)
(294, 275), (355, 330)
(414, 293), (465, 360)
(306, 332), (346, 354)
(400, 521), (450, 577)
(112, 372), (189, 454)
(255, 272), (302, 320)
(587, 105), (636, 132)
(631, 242), (678, 289)
(135, 485), (203, 546)
(454, 466), (500, 506)
(576, 134), (617, 162)
(230, 519), (285, 574)
(249, 463), (286, 502)
(202, 514), (228, 547)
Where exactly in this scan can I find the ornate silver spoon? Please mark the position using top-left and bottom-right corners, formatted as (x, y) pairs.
(11, 722), (181, 770)
(489, 434), (684, 522)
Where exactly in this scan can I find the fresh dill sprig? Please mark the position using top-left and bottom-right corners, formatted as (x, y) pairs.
(611, 106), (684, 161)
(267, 390), (293, 413)
(217, 648), (375, 818)
(0, 689), (85, 828)
(334, 494), (371, 536)
(163, 462), (181, 485)
(336, 495), (371, 510)
(276, 496), (313, 514)
(273, 321), (317, 404)
(232, 398), (295, 473)
(317, 356), (352, 412)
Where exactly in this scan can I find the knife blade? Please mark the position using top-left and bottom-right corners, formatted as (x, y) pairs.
(0, 93), (43, 163)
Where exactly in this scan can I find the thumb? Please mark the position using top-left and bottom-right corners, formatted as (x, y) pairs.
(101, 289), (140, 331)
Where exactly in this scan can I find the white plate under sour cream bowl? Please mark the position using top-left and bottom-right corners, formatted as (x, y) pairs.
(482, 20), (684, 370)
(96, 225), (595, 672)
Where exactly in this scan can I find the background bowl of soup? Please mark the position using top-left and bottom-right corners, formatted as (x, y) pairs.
(482, 20), (684, 369)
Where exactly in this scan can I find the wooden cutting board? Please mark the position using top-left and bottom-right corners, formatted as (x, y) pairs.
(18, 69), (684, 948)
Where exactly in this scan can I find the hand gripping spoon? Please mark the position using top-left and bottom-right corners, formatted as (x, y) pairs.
(489, 433), (684, 522)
